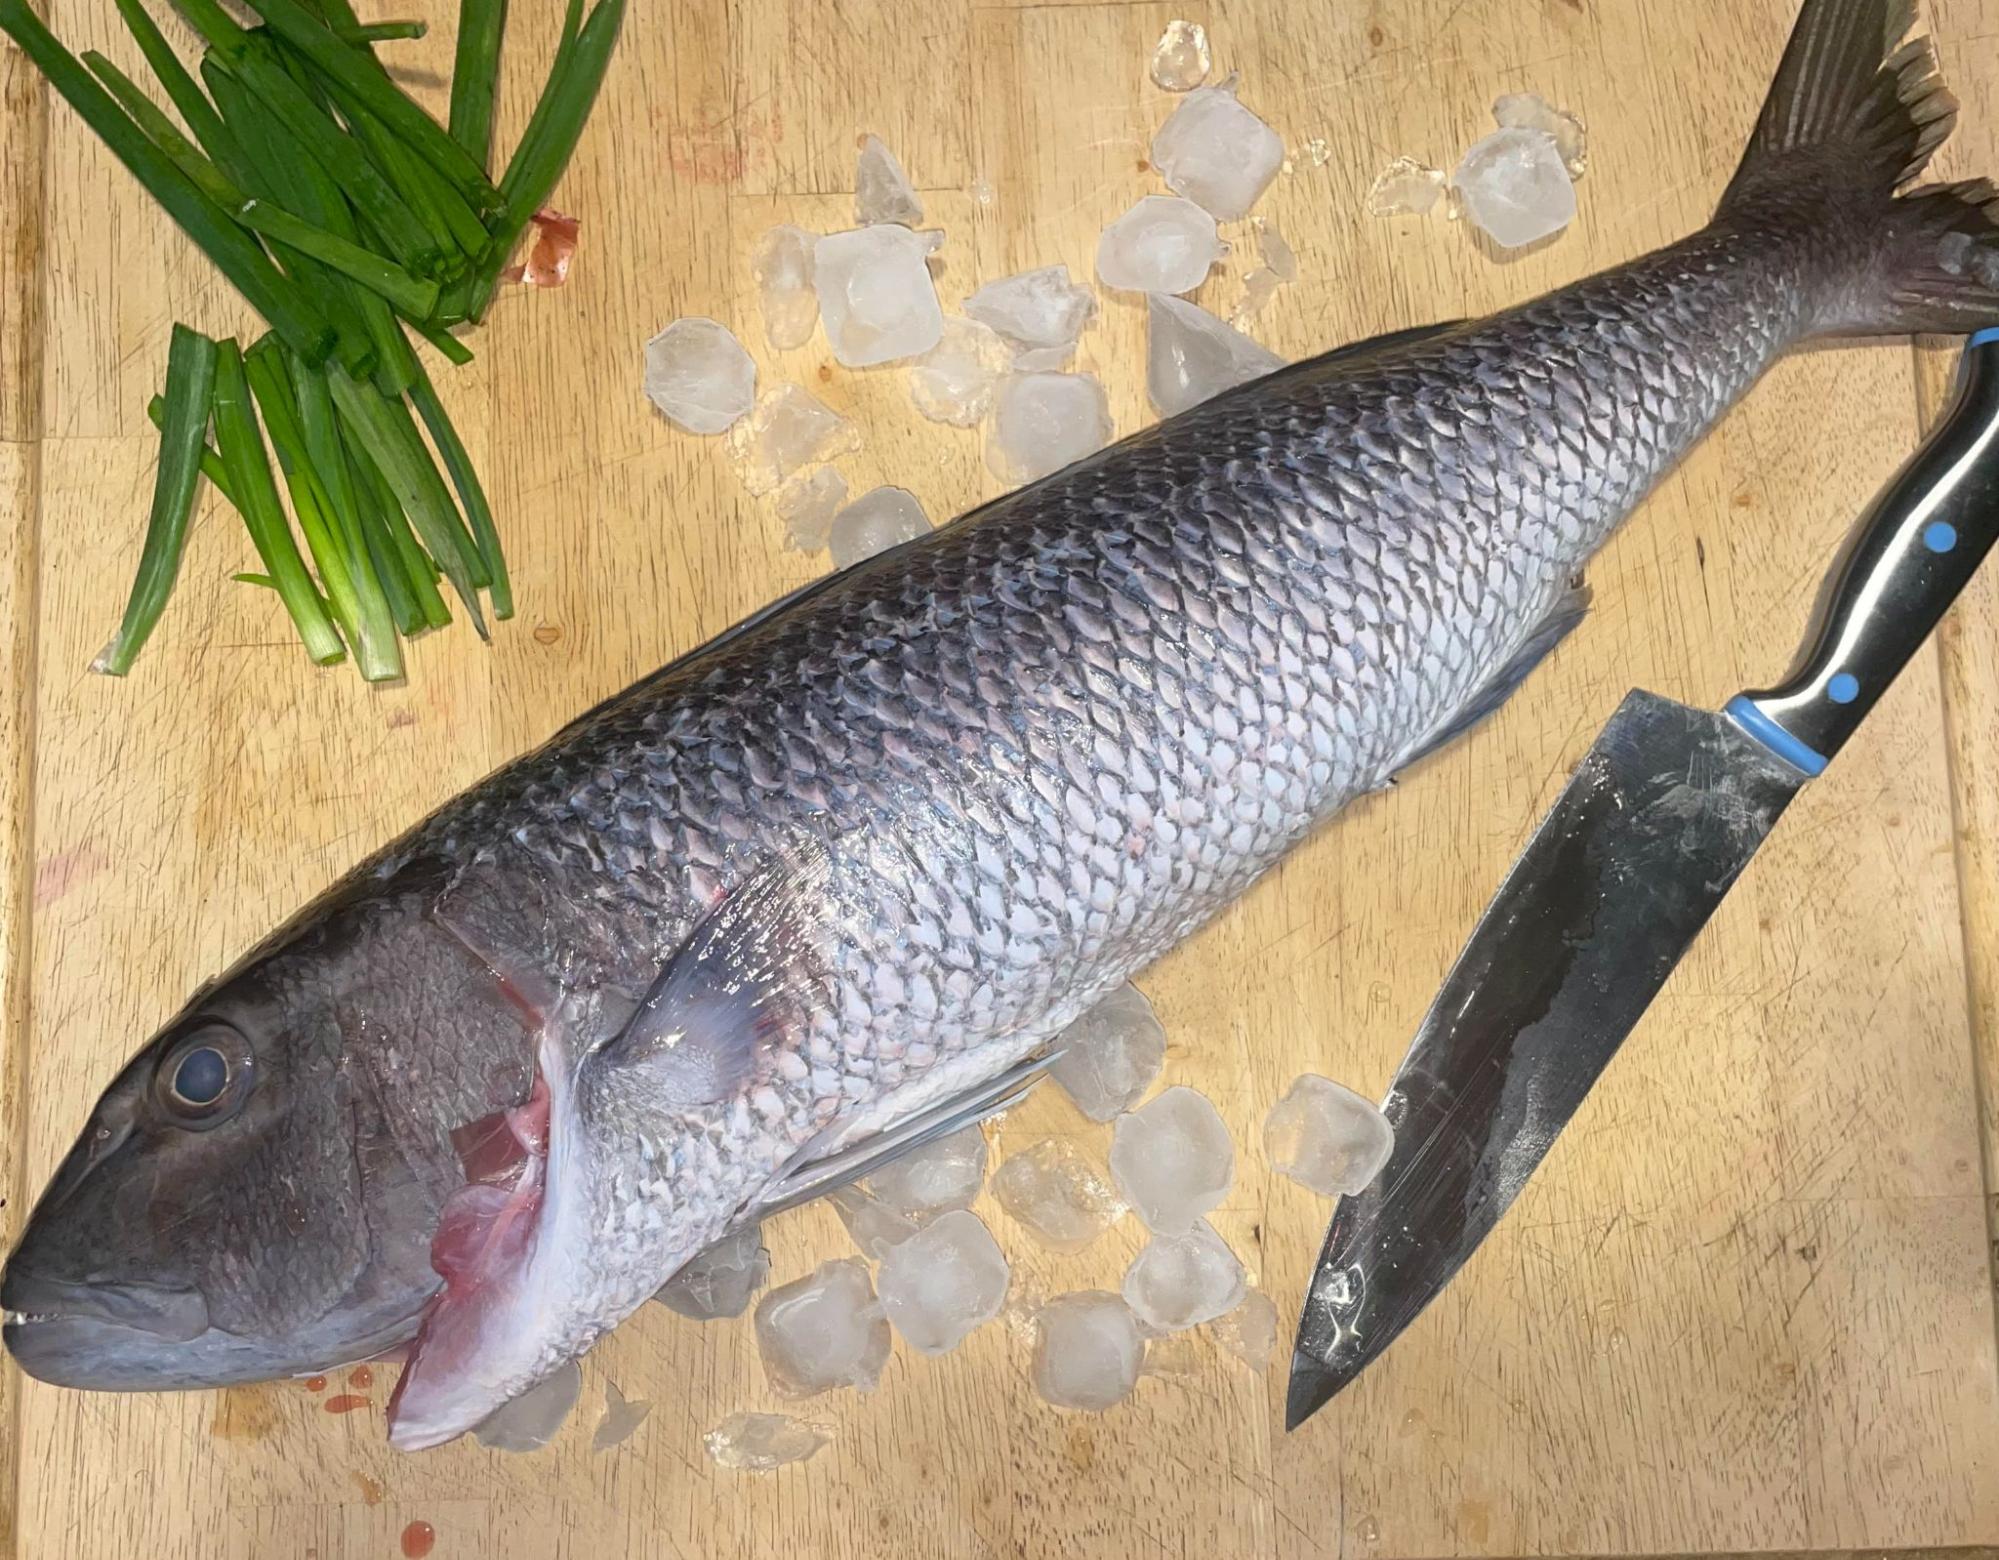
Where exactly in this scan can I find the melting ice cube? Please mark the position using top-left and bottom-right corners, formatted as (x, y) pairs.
(775, 466), (850, 553)
(473, 1358), (582, 1452)
(1366, 156), (1445, 217)
(1147, 293), (1285, 418)
(1493, 91), (1587, 179)
(1149, 19), (1211, 92)
(828, 485), (932, 569)
(813, 225), (945, 367)
(1262, 1073), (1394, 1196)
(962, 265), (1098, 354)
(855, 133), (924, 226)
(654, 1221), (771, 1320)
(1150, 79), (1285, 221)
(877, 1209), (1010, 1355)
(1122, 1218), (1247, 1332)
(1096, 194), (1226, 295)
(908, 315), (1011, 426)
(986, 371), (1113, 486)
(1256, 216), (1298, 281)
(1032, 1291), (1145, 1412)
(992, 1137), (1126, 1252)
(751, 225), (820, 349)
(1212, 1289), (1278, 1372)
(1449, 128), (1576, 248)
(753, 1258), (892, 1397)
(1050, 982), (1167, 1122)
(703, 1412), (833, 1471)
(727, 384), (861, 497)
(831, 1184), (922, 1260)
(866, 1123), (987, 1215)
(643, 318), (757, 435)
(1109, 1085), (1234, 1235)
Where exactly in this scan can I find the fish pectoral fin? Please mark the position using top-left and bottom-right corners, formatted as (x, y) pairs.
(757, 1049), (1060, 1218)
(1388, 581), (1592, 779)
(596, 843), (837, 1107)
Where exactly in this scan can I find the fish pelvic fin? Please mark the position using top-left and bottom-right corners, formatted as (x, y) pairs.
(1718, 0), (1999, 337)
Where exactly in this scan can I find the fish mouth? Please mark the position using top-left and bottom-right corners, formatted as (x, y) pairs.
(1, 1263), (223, 1390)
(1, 1265), (211, 1344)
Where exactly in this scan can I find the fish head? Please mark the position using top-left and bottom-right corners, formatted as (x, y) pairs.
(3, 890), (536, 1393)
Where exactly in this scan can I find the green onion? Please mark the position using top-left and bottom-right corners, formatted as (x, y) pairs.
(410, 317), (474, 366)
(235, 572), (277, 588)
(448, 0), (506, 169)
(211, 339), (346, 664)
(247, 339), (403, 680)
(82, 50), (240, 208)
(337, 20), (425, 43)
(147, 393), (234, 503)
(347, 428), (451, 629)
(336, 94), (490, 261)
(475, 0), (624, 317)
(559, 0), (584, 54)
(407, 355), (510, 619)
(237, 199), (439, 318)
(110, 0), (258, 190)
(97, 326), (220, 676)
(327, 365), (487, 635)
(0, 0), (337, 365)
(233, 0), (501, 210)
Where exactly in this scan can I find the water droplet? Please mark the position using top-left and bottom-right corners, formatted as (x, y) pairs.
(1358, 1515), (1382, 1544)
(1608, 1326), (1627, 1353)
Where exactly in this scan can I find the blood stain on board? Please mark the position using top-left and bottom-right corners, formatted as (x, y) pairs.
(324, 1393), (371, 1414)
(34, 845), (108, 907)
(348, 1365), (375, 1389)
(351, 1471), (384, 1506)
(211, 1386), (279, 1440)
(664, 106), (783, 185)
(401, 1520), (437, 1558)
(304, 1376), (327, 1393)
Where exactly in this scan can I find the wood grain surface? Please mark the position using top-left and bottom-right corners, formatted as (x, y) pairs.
(4, 1), (1999, 1556)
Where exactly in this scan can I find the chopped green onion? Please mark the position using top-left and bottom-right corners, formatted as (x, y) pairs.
(559, 0), (584, 54)
(327, 365), (487, 635)
(336, 20), (425, 43)
(234, 572), (277, 588)
(0, 0), (337, 365)
(81, 50), (240, 208)
(346, 427), (451, 630)
(448, 0), (506, 169)
(408, 355), (510, 619)
(211, 339), (346, 664)
(110, 0), (259, 190)
(147, 393), (234, 503)
(410, 317), (475, 366)
(97, 325), (220, 676)
(237, 199), (439, 318)
(233, 0), (501, 210)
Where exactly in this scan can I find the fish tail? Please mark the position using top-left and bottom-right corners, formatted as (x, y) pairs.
(1717, 0), (1999, 336)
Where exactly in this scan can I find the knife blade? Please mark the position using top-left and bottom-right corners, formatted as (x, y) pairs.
(1286, 328), (1999, 1431)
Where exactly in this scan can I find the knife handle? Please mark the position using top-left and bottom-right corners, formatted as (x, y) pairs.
(1727, 331), (1999, 777)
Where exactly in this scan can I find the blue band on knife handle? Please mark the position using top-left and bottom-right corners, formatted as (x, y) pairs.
(1971, 326), (1999, 348)
(1723, 696), (1828, 777)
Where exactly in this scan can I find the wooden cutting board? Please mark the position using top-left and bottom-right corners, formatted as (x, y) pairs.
(3, 1), (1997, 1556)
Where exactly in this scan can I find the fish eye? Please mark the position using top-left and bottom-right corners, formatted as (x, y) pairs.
(155, 1024), (253, 1127)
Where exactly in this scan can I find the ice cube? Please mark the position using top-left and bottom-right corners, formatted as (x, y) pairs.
(1493, 91), (1587, 179)
(703, 1412), (833, 1471)
(592, 1378), (653, 1452)
(1366, 156), (1445, 217)
(831, 1184), (922, 1260)
(1149, 20), (1211, 92)
(473, 1358), (582, 1452)
(1096, 195), (1225, 295)
(1212, 1289), (1278, 1372)
(867, 1123), (987, 1215)
(1051, 983), (1166, 1122)
(775, 466), (849, 553)
(1109, 1085), (1234, 1234)
(986, 372), (1113, 486)
(813, 225), (945, 367)
(909, 315), (1010, 426)
(1449, 128), (1576, 248)
(753, 1258), (892, 1397)
(1262, 1074), (1394, 1196)
(1141, 1332), (1206, 1379)
(1147, 294), (1285, 418)
(856, 133), (924, 226)
(728, 384), (861, 497)
(643, 318), (756, 435)
(992, 1137), (1126, 1251)
(1256, 215), (1297, 281)
(1032, 1292), (1145, 1412)
(1233, 269), (1283, 326)
(751, 225), (820, 350)
(877, 1209), (1010, 1355)
(654, 1221), (771, 1320)
(962, 265), (1098, 354)
(828, 485), (932, 569)
(1121, 1218), (1246, 1331)
(1150, 80), (1285, 221)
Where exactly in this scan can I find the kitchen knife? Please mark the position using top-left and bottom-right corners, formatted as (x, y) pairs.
(1286, 329), (1999, 1431)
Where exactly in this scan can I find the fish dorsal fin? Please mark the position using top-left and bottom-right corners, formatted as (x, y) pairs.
(1389, 582), (1592, 779)
(757, 1049), (1059, 1218)
(596, 844), (835, 1107)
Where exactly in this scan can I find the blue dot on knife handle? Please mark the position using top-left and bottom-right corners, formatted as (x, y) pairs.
(1828, 673), (1860, 705)
(1924, 520), (1958, 553)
